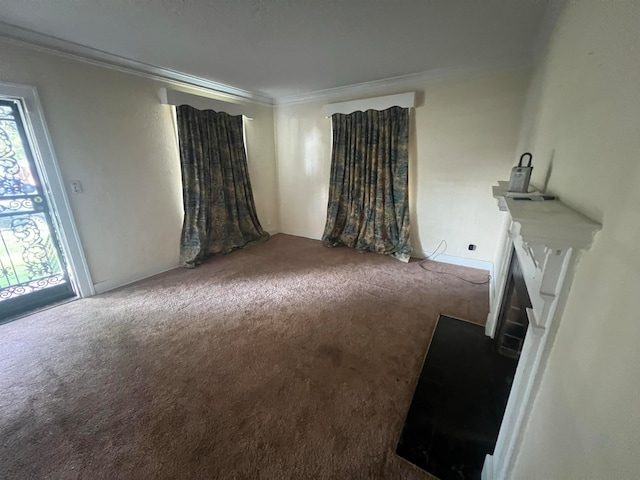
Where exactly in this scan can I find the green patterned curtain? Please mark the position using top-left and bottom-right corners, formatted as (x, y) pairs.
(176, 105), (269, 268)
(322, 106), (411, 261)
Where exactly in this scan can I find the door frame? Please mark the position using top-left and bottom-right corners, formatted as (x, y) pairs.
(0, 81), (94, 299)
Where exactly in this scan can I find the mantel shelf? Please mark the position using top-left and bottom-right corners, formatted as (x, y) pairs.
(493, 181), (601, 251)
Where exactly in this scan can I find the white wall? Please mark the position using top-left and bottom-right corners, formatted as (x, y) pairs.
(275, 70), (529, 264)
(243, 104), (280, 234)
(0, 40), (279, 291)
(511, 1), (640, 478)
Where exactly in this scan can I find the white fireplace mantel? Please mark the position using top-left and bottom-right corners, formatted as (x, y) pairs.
(483, 181), (600, 480)
(493, 181), (599, 251)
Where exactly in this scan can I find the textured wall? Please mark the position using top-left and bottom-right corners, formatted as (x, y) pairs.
(511, 1), (640, 477)
(0, 41), (278, 290)
(274, 69), (529, 263)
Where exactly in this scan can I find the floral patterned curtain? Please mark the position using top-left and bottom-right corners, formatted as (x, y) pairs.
(322, 106), (411, 261)
(176, 105), (269, 268)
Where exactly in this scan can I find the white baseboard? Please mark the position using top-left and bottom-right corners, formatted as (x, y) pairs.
(413, 250), (493, 273)
(414, 252), (495, 311)
(278, 229), (322, 241)
(93, 262), (179, 294)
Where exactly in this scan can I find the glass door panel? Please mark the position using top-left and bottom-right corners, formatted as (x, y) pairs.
(0, 99), (75, 320)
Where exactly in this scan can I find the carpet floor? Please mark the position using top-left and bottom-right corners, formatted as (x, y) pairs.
(0, 234), (490, 479)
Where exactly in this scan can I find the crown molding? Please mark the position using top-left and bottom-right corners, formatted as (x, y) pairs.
(273, 58), (532, 107)
(0, 22), (274, 106)
(0, 21), (535, 110)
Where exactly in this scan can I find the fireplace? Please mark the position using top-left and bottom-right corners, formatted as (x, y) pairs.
(495, 251), (531, 360)
(482, 182), (601, 480)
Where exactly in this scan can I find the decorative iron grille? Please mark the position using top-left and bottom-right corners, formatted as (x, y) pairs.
(0, 100), (71, 304)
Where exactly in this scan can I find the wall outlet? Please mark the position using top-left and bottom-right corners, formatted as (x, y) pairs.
(70, 181), (83, 194)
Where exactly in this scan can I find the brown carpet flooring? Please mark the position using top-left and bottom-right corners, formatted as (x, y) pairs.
(0, 234), (490, 480)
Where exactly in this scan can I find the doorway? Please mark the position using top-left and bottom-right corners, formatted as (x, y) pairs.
(0, 87), (92, 321)
(0, 98), (75, 318)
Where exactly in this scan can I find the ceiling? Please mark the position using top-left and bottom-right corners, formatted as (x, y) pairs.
(0, 0), (554, 102)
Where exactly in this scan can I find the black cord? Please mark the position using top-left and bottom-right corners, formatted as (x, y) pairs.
(419, 261), (490, 285)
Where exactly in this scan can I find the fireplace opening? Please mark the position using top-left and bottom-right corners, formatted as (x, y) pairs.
(496, 250), (532, 360)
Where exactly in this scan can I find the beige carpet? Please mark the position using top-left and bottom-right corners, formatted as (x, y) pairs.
(0, 234), (489, 479)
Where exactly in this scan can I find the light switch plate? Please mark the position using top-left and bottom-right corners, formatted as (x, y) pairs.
(70, 181), (83, 194)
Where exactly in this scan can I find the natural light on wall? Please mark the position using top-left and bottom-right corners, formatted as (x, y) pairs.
(303, 127), (322, 177)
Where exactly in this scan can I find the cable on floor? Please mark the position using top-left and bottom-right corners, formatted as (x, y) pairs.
(419, 261), (491, 285)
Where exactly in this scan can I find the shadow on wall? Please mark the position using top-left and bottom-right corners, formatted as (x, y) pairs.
(541, 148), (554, 193)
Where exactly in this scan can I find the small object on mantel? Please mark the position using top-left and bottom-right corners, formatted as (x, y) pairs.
(494, 181), (538, 197)
(511, 194), (556, 201)
(493, 182), (557, 207)
(493, 181), (539, 211)
(508, 152), (534, 193)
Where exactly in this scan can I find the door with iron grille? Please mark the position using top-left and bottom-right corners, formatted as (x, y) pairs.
(0, 99), (75, 320)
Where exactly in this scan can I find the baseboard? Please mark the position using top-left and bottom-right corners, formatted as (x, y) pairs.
(414, 251), (495, 313)
(413, 250), (493, 273)
(93, 262), (179, 295)
(278, 229), (322, 241)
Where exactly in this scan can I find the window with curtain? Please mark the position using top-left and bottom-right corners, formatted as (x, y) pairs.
(322, 106), (411, 261)
(175, 105), (269, 268)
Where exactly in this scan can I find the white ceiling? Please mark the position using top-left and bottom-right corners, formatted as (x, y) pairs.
(0, 0), (553, 102)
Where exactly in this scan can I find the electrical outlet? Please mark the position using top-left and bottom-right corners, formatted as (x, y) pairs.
(70, 181), (83, 194)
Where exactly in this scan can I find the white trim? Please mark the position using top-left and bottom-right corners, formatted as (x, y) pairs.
(278, 229), (322, 241)
(322, 92), (415, 116)
(0, 81), (95, 297)
(93, 262), (179, 295)
(413, 249), (493, 272)
(0, 23), (272, 106)
(275, 59), (531, 106)
(414, 251), (494, 316)
(429, 253), (493, 273)
(482, 454), (494, 480)
(159, 88), (254, 118)
(491, 243), (575, 480)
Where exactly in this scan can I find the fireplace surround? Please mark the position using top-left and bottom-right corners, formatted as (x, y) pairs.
(495, 251), (531, 360)
(482, 182), (601, 480)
